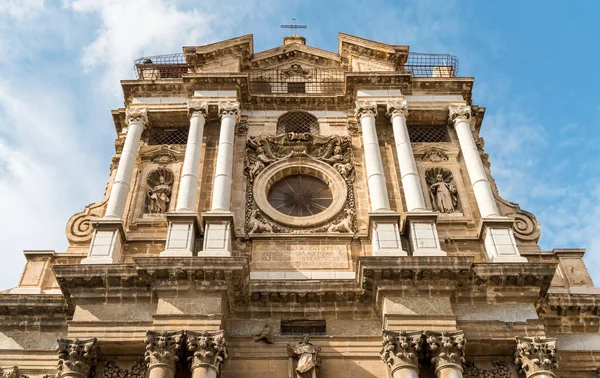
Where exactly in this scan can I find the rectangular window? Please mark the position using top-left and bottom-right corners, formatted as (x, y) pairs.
(408, 125), (450, 143)
(287, 82), (306, 93)
(281, 319), (326, 336)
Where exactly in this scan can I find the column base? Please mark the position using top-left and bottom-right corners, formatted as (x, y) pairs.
(478, 217), (528, 263)
(161, 212), (200, 257)
(201, 211), (234, 257)
(81, 219), (125, 264)
(368, 212), (407, 256)
(404, 211), (446, 257)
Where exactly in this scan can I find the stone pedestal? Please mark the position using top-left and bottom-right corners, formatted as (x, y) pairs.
(369, 212), (407, 256)
(515, 336), (558, 378)
(81, 219), (125, 264)
(425, 331), (466, 378)
(161, 213), (199, 257)
(145, 331), (184, 378)
(201, 212), (234, 256)
(404, 212), (446, 257)
(479, 217), (527, 263)
(56, 338), (98, 378)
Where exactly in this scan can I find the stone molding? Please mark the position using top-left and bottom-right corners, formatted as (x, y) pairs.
(187, 100), (208, 118)
(425, 330), (466, 373)
(380, 330), (423, 373)
(354, 100), (377, 120)
(515, 336), (558, 378)
(385, 99), (408, 118)
(56, 337), (98, 378)
(186, 330), (228, 373)
(144, 330), (184, 371)
(125, 107), (149, 127)
(448, 105), (471, 123)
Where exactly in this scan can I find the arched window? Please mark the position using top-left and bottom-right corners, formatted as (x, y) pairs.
(276, 111), (319, 135)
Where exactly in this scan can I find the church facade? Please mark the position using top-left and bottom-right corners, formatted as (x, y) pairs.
(1, 33), (599, 378)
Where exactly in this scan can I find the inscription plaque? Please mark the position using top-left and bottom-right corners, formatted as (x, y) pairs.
(252, 242), (351, 270)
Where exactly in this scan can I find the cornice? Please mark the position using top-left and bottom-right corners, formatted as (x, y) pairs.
(251, 43), (341, 69)
(0, 293), (72, 317)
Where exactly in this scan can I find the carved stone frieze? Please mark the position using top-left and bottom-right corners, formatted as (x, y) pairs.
(186, 330), (228, 373)
(421, 149), (449, 162)
(425, 167), (460, 213)
(144, 330), (184, 370)
(244, 133), (357, 234)
(514, 336), (558, 378)
(1, 366), (28, 378)
(56, 338), (98, 378)
(380, 330), (423, 373)
(425, 331), (466, 372)
(141, 145), (185, 164)
(463, 360), (511, 378)
(250, 290), (366, 306)
(102, 359), (146, 378)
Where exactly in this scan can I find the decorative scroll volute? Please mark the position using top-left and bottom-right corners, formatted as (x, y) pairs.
(186, 330), (228, 373)
(514, 336), (558, 378)
(425, 331), (466, 372)
(56, 338), (98, 378)
(381, 330), (423, 373)
(144, 331), (184, 371)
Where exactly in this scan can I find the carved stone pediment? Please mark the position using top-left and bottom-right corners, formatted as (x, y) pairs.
(140, 145), (185, 163)
(183, 34), (253, 72)
(252, 44), (341, 70)
(339, 33), (409, 72)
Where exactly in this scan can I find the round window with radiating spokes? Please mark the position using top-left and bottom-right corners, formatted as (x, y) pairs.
(267, 174), (333, 217)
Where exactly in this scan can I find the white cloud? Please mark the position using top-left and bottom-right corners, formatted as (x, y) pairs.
(0, 0), (44, 19)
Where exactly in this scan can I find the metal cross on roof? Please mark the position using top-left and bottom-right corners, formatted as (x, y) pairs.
(280, 18), (307, 35)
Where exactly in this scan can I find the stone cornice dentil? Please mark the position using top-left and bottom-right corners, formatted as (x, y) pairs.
(381, 330), (423, 373)
(218, 101), (240, 122)
(56, 337), (98, 378)
(125, 107), (149, 127)
(186, 330), (228, 373)
(425, 331), (466, 372)
(354, 100), (378, 120)
(448, 105), (471, 123)
(187, 100), (208, 118)
(144, 330), (184, 370)
(514, 336), (558, 378)
(385, 100), (408, 119)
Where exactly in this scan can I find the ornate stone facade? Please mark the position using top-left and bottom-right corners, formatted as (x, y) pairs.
(1, 33), (599, 378)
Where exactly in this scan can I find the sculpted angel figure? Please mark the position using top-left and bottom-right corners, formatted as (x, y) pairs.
(248, 209), (273, 234)
(320, 145), (345, 164)
(428, 173), (458, 213)
(287, 335), (321, 378)
(147, 175), (171, 214)
(248, 147), (273, 182)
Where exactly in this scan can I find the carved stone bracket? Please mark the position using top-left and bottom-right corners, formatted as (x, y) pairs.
(56, 337), (98, 378)
(186, 330), (228, 374)
(425, 331), (466, 373)
(145, 330), (184, 372)
(515, 336), (558, 378)
(381, 330), (423, 374)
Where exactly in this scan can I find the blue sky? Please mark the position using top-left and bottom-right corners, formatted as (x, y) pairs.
(0, 0), (598, 289)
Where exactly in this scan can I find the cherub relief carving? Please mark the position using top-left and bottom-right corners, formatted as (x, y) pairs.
(425, 167), (459, 213)
(248, 209), (274, 234)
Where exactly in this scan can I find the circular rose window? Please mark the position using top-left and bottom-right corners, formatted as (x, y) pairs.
(267, 174), (333, 217)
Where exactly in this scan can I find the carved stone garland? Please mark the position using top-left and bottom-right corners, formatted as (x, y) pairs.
(102, 359), (146, 378)
(514, 336), (558, 378)
(56, 338), (98, 378)
(244, 133), (357, 234)
(463, 360), (511, 378)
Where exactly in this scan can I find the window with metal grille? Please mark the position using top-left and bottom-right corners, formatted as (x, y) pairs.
(149, 127), (189, 145)
(276, 111), (319, 135)
(408, 125), (450, 143)
(287, 82), (306, 93)
(281, 319), (326, 336)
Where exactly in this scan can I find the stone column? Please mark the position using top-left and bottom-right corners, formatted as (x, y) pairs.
(515, 336), (558, 378)
(356, 101), (405, 256)
(83, 108), (148, 264)
(202, 102), (239, 256)
(387, 100), (445, 257)
(56, 337), (98, 378)
(449, 106), (526, 263)
(381, 330), (423, 378)
(161, 101), (208, 257)
(145, 331), (184, 378)
(425, 331), (466, 378)
(186, 331), (228, 378)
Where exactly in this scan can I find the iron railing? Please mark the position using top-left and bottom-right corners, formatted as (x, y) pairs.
(133, 52), (459, 83)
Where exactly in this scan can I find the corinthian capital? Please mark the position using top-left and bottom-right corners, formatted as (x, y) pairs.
(515, 336), (558, 378)
(186, 330), (228, 373)
(381, 330), (423, 373)
(385, 100), (408, 119)
(425, 331), (466, 371)
(125, 107), (149, 127)
(218, 101), (240, 122)
(355, 100), (378, 120)
(448, 105), (471, 123)
(56, 337), (98, 378)
(144, 331), (184, 371)
(187, 100), (208, 118)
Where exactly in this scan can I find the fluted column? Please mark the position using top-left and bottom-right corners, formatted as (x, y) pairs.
(176, 101), (208, 212)
(425, 331), (466, 378)
(387, 100), (445, 257)
(381, 330), (423, 378)
(186, 331), (228, 378)
(515, 337), (558, 378)
(145, 331), (184, 378)
(105, 108), (148, 218)
(211, 101), (239, 211)
(449, 106), (526, 263)
(202, 101), (239, 256)
(56, 338), (98, 378)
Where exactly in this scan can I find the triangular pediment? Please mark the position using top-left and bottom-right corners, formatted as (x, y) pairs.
(182, 34), (254, 73)
(251, 43), (342, 70)
(338, 33), (409, 72)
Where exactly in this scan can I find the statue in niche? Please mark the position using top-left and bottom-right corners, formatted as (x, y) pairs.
(146, 168), (174, 214)
(287, 335), (321, 378)
(426, 167), (459, 213)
